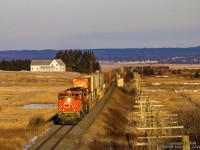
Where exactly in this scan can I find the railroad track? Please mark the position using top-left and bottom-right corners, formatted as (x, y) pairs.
(30, 125), (75, 150)
(179, 93), (200, 109)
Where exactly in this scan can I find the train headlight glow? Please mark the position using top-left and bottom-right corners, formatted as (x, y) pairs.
(67, 98), (71, 103)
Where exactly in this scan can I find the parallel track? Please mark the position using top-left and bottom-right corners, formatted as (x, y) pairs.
(180, 93), (200, 109)
(33, 125), (75, 150)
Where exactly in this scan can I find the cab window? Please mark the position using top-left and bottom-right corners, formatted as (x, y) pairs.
(71, 94), (78, 97)
(58, 94), (68, 100)
(84, 91), (87, 96)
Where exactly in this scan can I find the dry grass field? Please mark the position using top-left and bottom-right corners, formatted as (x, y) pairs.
(0, 71), (81, 150)
(142, 72), (200, 144)
(143, 73), (200, 111)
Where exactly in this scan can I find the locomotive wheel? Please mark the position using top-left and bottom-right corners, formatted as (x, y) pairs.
(86, 105), (89, 113)
(80, 112), (84, 119)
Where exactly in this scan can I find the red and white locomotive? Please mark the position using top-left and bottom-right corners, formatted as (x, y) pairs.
(58, 73), (112, 124)
(58, 87), (89, 124)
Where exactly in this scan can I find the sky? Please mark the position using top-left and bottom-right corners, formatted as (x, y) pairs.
(0, 0), (200, 50)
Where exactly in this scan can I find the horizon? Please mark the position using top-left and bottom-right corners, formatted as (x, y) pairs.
(1, 45), (200, 51)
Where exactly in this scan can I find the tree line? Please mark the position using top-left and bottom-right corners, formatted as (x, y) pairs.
(54, 49), (100, 73)
(0, 50), (100, 73)
(0, 59), (31, 71)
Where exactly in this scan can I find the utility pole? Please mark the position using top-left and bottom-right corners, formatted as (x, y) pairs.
(133, 72), (191, 150)
(90, 60), (93, 74)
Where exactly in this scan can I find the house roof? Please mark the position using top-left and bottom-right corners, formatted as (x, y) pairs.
(55, 59), (65, 66)
(31, 60), (52, 66)
(31, 59), (65, 66)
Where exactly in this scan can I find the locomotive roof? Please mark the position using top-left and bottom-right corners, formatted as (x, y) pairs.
(31, 59), (65, 66)
(66, 87), (86, 91)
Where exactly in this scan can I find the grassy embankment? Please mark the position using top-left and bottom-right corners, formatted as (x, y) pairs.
(79, 86), (143, 149)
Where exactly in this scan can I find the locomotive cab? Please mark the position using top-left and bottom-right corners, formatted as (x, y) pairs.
(58, 87), (89, 124)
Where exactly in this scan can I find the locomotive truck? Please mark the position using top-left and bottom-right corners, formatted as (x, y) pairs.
(58, 73), (107, 124)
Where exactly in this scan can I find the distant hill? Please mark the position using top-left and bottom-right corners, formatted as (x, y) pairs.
(0, 47), (200, 64)
(0, 49), (58, 60)
(95, 47), (200, 60)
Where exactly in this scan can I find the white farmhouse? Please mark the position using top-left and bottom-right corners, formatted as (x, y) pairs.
(30, 59), (66, 72)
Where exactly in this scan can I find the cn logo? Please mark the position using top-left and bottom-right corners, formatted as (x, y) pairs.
(63, 102), (76, 109)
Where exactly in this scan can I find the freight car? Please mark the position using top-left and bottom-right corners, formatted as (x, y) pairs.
(58, 72), (115, 124)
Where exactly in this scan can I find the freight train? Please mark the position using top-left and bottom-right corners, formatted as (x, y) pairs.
(58, 71), (115, 124)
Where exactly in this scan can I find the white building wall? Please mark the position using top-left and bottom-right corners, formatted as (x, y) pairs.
(31, 65), (41, 71)
(50, 60), (66, 72)
(39, 66), (55, 72)
(50, 60), (58, 67)
(59, 66), (66, 71)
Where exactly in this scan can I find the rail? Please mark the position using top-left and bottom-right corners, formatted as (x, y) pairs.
(29, 125), (74, 150)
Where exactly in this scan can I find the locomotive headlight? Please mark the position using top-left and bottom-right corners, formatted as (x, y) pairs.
(67, 98), (71, 103)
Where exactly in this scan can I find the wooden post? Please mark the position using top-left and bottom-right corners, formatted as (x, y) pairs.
(134, 73), (191, 150)
(182, 136), (190, 150)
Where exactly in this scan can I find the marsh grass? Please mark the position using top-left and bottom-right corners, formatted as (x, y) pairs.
(0, 71), (80, 150)
(28, 116), (45, 127)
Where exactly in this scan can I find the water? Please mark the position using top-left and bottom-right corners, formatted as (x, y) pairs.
(20, 104), (57, 109)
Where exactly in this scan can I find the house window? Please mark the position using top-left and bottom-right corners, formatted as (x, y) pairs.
(56, 64), (58, 66)
(52, 64), (53, 66)
(32, 68), (33, 70)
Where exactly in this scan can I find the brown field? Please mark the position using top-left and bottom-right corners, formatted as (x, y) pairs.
(143, 73), (200, 111)
(100, 62), (200, 71)
(0, 71), (81, 150)
(142, 72), (200, 144)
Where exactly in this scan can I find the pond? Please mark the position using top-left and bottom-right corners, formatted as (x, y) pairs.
(20, 104), (57, 109)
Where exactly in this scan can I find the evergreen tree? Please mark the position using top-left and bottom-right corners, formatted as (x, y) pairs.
(93, 62), (101, 72)
(54, 49), (100, 73)
(143, 67), (154, 76)
(149, 68), (154, 75)
(194, 71), (200, 78)
(172, 70), (176, 74)
(125, 70), (134, 78)
(157, 70), (162, 75)
(0, 59), (31, 71)
(54, 51), (64, 60)
(177, 69), (181, 74)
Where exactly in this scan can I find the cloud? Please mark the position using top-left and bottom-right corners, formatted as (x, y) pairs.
(69, 26), (200, 42)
